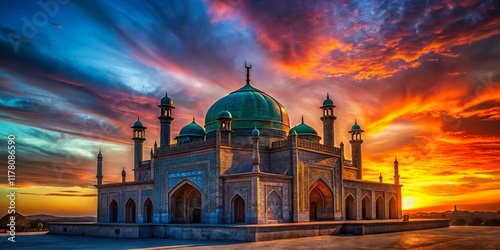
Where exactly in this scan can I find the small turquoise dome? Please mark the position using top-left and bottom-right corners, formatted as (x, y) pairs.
(252, 127), (260, 136)
(97, 150), (102, 158)
(160, 92), (174, 106)
(322, 93), (334, 107)
(133, 118), (145, 128)
(179, 118), (206, 137)
(289, 117), (318, 136)
(351, 120), (362, 131)
(217, 109), (232, 119)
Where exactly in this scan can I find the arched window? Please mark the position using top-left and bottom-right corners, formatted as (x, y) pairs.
(143, 198), (153, 223)
(376, 196), (385, 219)
(109, 200), (118, 223)
(232, 195), (245, 223)
(362, 195), (372, 220)
(389, 197), (398, 219)
(125, 198), (136, 223)
(345, 194), (356, 220)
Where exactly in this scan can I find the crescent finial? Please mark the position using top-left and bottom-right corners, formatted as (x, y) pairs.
(245, 60), (252, 69)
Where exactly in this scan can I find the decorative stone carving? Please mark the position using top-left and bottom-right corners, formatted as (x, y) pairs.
(267, 191), (283, 220)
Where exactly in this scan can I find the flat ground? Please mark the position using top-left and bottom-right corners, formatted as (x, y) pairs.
(1, 226), (499, 249)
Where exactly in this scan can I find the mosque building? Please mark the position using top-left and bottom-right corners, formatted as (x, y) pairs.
(95, 64), (402, 224)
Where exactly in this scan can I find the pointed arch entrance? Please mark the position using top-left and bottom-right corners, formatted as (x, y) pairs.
(232, 195), (245, 223)
(362, 195), (372, 220)
(389, 197), (398, 219)
(109, 200), (118, 223)
(143, 198), (153, 223)
(345, 194), (356, 220)
(170, 182), (202, 223)
(376, 196), (385, 219)
(125, 198), (136, 223)
(309, 179), (334, 221)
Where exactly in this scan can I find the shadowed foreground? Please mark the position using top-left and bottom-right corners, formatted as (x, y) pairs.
(1, 226), (499, 249)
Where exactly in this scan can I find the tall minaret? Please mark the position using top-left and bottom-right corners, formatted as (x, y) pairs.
(158, 92), (174, 147)
(252, 127), (261, 172)
(394, 157), (400, 185)
(96, 149), (103, 185)
(320, 93), (336, 147)
(132, 117), (146, 181)
(349, 120), (364, 179)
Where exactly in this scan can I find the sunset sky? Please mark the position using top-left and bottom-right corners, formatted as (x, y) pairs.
(0, 0), (499, 216)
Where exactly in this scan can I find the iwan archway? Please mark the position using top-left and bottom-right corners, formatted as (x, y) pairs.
(170, 181), (202, 223)
(309, 179), (334, 221)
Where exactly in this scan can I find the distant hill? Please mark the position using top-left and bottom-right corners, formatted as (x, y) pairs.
(26, 214), (96, 222)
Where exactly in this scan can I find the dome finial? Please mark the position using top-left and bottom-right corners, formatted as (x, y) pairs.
(355, 119), (357, 125)
(327, 92), (329, 99)
(192, 116), (195, 122)
(245, 60), (252, 84)
(252, 127), (260, 136)
(301, 115), (304, 124)
(165, 92), (168, 97)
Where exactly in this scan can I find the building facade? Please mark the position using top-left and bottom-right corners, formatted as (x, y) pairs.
(95, 65), (402, 224)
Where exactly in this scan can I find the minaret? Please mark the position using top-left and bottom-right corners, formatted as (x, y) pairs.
(394, 157), (400, 185)
(96, 149), (103, 185)
(121, 168), (126, 183)
(252, 127), (261, 172)
(320, 93), (337, 147)
(349, 120), (364, 179)
(379, 172), (383, 183)
(158, 92), (174, 147)
(132, 117), (146, 181)
(217, 108), (233, 144)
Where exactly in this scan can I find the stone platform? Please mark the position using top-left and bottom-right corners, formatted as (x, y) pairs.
(48, 219), (450, 242)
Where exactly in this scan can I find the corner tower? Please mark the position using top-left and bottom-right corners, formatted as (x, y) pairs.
(132, 118), (146, 181)
(158, 92), (174, 147)
(349, 120), (364, 179)
(394, 157), (400, 185)
(320, 93), (336, 147)
(96, 149), (103, 185)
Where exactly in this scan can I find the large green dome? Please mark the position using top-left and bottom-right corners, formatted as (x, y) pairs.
(204, 83), (290, 133)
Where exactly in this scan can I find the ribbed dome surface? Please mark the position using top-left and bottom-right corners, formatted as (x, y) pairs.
(204, 83), (290, 133)
(179, 120), (205, 137)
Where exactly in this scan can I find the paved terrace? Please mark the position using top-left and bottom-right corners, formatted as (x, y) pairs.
(2, 226), (499, 249)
